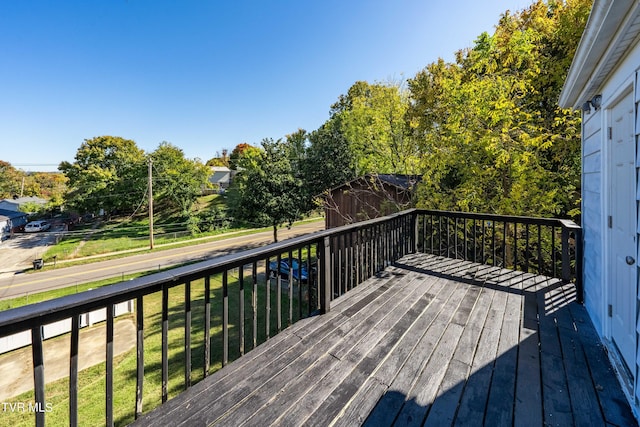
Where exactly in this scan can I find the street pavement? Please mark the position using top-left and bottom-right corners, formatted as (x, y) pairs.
(0, 221), (325, 300)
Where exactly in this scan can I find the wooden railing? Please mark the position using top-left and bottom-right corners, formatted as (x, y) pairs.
(0, 209), (580, 426)
(415, 210), (582, 300)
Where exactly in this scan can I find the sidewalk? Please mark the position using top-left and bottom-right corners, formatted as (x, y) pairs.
(0, 317), (136, 400)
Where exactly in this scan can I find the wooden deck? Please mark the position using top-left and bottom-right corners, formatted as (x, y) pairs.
(134, 253), (637, 427)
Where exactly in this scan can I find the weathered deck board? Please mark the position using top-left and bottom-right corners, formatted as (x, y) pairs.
(133, 254), (637, 427)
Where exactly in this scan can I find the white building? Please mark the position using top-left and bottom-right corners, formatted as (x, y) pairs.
(559, 0), (640, 416)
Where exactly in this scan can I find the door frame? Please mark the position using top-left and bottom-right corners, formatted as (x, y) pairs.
(604, 80), (637, 386)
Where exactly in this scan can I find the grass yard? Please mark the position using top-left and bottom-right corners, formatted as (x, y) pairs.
(1, 262), (318, 426)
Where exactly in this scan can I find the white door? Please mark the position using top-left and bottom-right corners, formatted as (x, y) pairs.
(609, 90), (637, 373)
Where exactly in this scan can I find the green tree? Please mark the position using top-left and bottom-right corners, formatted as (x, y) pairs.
(150, 142), (211, 215)
(227, 138), (303, 242)
(27, 172), (67, 204)
(59, 136), (146, 215)
(302, 120), (357, 210)
(0, 161), (24, 198)
(229, 143), (259, 170)
(206, 149), (229, 167)
(330, 81), (415, 175)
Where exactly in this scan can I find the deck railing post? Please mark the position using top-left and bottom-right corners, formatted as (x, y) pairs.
(31, 326), (45, 427)
(321, 236), (331, 313)
(575, 227), (584, 304)
(561, 226), (570, 283)
(411, 212), (419, 254)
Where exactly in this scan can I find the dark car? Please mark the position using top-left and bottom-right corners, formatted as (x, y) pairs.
(269, 258), (309, 283)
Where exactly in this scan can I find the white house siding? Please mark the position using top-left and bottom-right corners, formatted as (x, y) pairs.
(636, 70), (640, 406)
(581, 108), (604, 333)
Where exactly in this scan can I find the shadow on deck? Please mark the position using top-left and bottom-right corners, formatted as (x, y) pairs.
(134, 253), (636, 426)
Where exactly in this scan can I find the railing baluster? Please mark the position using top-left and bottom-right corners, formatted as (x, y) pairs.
(135, 296), (144, 417)
(430, 215), (434, 254)
(265, 257), (271, 339)
(472, 219), (476, 262)
(481, 220), (485, 263)
(106, 303), (114, 427)
(421, 214), (426, 253)
(561, 226), (570, 283)
(446, 217), (451, 258)
(354, 231), (361, 287)
(252, 262), (258, 348)
(204, 276), (211, 376)
(184, 281), (191, 388)
(298, 247), (303, 320)
(514, 222), (518, 271)
(439, 215), (443, 255)
(161, 285), (168, 403)
(502, 221), (507, 268)
(276, 253), (282, 333)
(525, 224), (530, 273)
(321, 236), (331, 313)
(288, 250), (293, 326)
(32, 326), (45, 427)
(70, 314), (79, 426)
(552, 226), (557, 277)
(492, 221), (496, 266)
(463, 218), (468, 260)
(454, 218), (458, 259)
(538, 225), (543, 274)
(222, 270), (229, 366)
(341, 233), (347, 293)
(238, 266), (245, 356)
(334, 236), (340, 295)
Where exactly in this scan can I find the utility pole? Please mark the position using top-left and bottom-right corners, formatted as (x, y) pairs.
(20, 176), (25, 198)
(148, 159), (154, 250)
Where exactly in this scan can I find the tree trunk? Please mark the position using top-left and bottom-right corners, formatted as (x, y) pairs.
(273, 225), (278, 242)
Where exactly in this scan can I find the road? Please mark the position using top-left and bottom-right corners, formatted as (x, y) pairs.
(0, 221), (325, 300)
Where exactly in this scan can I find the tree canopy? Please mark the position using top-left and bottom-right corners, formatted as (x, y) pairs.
(150, 142), (211, 215)
(406, 0), (590, 217)
(59, 136), (146, 215)
(0, 161), (66, 204)
(227, 138), (304, 241)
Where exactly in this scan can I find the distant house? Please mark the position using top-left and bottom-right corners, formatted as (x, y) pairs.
(558, 0), (640, 415)
(0, 196), (47, 212)
(208, 166), (232, 193)
(324, 174), (419, 229)
(0, 209), (28, 240)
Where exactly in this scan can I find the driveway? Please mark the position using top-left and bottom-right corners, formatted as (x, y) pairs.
(0, 224), (64, 278)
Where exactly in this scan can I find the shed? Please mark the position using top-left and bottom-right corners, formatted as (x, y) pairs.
(559, 0), (640, 416)
(324, 174), (419, 229)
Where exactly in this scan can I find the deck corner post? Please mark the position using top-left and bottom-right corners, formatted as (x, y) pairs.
(411, 212), (419, 254)
(321, 236), (331, 313)
(575, 227), (584, 304)
(561, 226), (570, 283)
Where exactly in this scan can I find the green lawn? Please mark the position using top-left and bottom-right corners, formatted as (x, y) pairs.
(42, 215), (323, 266)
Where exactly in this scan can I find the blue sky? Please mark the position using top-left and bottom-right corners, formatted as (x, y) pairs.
(1, 0), (534, 172)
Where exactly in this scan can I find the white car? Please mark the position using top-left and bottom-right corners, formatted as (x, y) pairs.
(24, 220), (51, 233)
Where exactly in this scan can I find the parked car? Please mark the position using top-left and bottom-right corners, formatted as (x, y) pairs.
(269, 258), (310, 283)
(24, 220), (51, 233)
